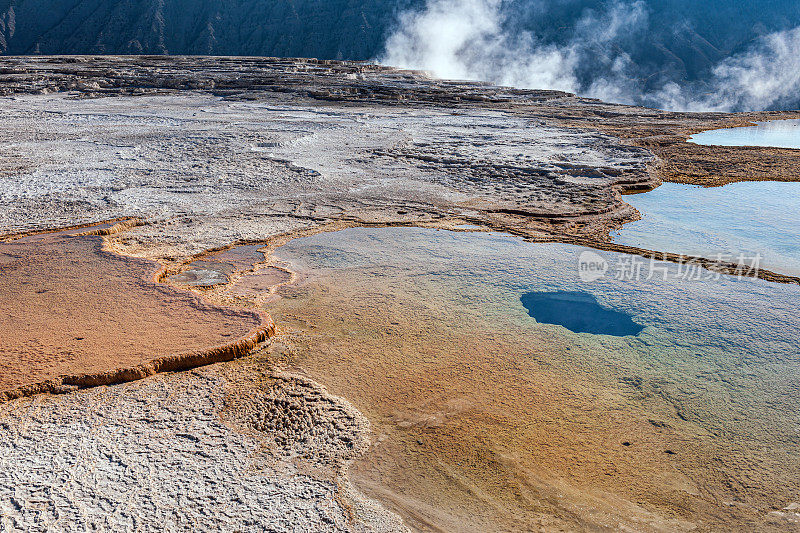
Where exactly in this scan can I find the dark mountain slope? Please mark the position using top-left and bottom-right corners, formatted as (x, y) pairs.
(0, 0), (417, 58)
(0, 0), (798, 109)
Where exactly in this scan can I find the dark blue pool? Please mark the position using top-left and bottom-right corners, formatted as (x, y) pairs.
(521, 291), (643, 336)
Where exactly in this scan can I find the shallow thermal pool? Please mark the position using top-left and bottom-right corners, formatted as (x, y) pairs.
(272, 227), (800, 366)
(270, 226), (800, 446)
(614, 181), (800, 276)
(688, 119), (800, 149)
(263, 226), (800, 528)
(167, 245), (266, 287)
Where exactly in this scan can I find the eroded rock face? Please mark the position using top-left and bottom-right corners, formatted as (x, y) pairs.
(0, 56), (570, 103)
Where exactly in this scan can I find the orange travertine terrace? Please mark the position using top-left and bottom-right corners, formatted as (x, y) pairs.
(0, 227), (269, 397)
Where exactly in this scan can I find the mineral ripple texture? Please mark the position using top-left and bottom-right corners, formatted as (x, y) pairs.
(0, 363), (408, 532)
(0, 56), (664, 262)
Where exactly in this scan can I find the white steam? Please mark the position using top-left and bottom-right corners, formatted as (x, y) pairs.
(379, 0), (800, 112)
(655, 26), (800, 112)
(381, 0), (579, 91)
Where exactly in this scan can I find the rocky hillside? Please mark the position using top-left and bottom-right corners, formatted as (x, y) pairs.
(0, 1), (795, 70)
(0, 0), (415, 58)
(0, 0), (798, 110)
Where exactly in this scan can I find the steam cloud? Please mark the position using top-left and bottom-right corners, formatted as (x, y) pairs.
(657, 26), (800, 112)
(379, 0), (800, 112)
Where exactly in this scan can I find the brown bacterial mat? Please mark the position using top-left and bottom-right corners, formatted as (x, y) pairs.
(0, 229), (264, 394)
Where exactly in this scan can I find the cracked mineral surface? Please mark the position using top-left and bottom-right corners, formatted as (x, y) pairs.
(0, 362), (407, 532)
(2, 57), (799, 265)
(0, 91), (653, 261)
(1, 56), (800, 532)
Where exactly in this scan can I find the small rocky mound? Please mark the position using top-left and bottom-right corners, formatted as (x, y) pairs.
(221, 367), (371, 477)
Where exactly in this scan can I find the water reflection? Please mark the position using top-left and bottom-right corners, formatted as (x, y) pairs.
(688, 119), (800, 149)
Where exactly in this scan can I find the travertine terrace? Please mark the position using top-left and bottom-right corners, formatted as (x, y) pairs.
(0, 360), (407, 532)
(0, 225), (272, 398)
(1, 56), (800, 531)
(2, 57), (798, 273)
